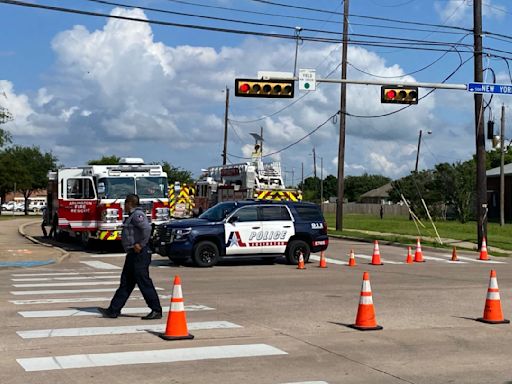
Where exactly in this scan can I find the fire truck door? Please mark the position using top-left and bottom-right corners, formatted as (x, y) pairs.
(224, 205), (261, 255)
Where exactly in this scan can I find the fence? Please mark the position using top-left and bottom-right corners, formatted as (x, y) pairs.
(321, 202), (409, 217)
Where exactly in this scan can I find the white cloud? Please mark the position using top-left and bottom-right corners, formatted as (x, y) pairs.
(0, 6), (481, 179)
(434, 0), (506, 24)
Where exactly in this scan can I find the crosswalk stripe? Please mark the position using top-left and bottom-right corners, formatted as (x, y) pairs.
(13, 281), (120, 288)
(80, 261), (121, 270)
(11, 287), (163, 296)
(12, 276), (118, 281)
(89, 253), (126, 258)
(310, 255), (347, 265)
(12, 272), (116, 277)
(16, 343), (287, 372)
(17, 321), (242, 339)
(18, 305), (214, 318)
(10, 295), (172, 305)
(421, 255), (462, 263)
(355, 254), (404, 264)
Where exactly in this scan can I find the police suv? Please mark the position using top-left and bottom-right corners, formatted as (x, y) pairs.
(153, 200), (328, 267)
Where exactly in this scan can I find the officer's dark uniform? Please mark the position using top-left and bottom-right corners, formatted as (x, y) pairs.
(107, 207), (162, 316)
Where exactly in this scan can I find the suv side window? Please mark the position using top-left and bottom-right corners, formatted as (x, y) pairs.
(293, 205), (324, 221)
(261, 205), (291, 221)
(234, 206), (259, 222)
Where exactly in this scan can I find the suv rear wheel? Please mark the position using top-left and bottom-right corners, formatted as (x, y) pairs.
(192, 241), (220, 267)
(286, 240), (310, 265)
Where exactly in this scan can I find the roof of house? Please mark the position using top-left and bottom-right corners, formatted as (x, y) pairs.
(360, 183), (392, 199)
(487, 163), (512, 177)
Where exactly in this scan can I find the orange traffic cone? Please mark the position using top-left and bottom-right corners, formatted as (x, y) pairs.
(319, 251), (327, 268)
(476, 270), (510, 324)
(297, 252), (305, 269)
(451, 246), (459, 262)
(406, 247), (413, 264)
(414, 238), (425, 262)
(478, 237), (489, 261)
(159, 275), (194, 340)
(370, 240), (383, 265)
(348, 249), (357, 267)
(349, 272), (383, 331)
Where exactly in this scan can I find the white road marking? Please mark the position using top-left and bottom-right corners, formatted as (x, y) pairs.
(355, 254), (404, 264)
(310, 255), (347, 265)
(17, 321), (241, 339)
(280, 382), (329, 384)
(420, 255), (462, 263)
(16, 344), (287, 372)
(10, 287), (163, 296)
(441, 254), (506, 264)
(12, 272), (116, 277)
(80, 261), (121, 270)
(18, 305), (214, 318)
(10, 295), (172, 305)
(89, 253), (127, 258)
(12, 276), (118, 281)
(13, 281), (120, 288)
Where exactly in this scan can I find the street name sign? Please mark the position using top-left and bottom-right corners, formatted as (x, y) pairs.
(299, 69), (316, 91)
(467, 82), (512, 95)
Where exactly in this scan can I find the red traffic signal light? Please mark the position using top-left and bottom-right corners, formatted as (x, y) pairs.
(381, 85), (418, 104)
(235, 78), (294, 98)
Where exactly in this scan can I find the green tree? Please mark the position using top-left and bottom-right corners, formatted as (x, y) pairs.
(433, 161), (476, 223)
(389, 170), (439, 218)
(0, 146), (57, 214)
(160, 161), (194, 185)
(0, 128), (11, 148)
(344, 173), (391, 202)
(485, 147), (512, 170)
(87, 155), (121, 165)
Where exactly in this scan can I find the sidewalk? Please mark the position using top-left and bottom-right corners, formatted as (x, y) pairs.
(331, 228), (511, 256)
(0, 218), (68, 267)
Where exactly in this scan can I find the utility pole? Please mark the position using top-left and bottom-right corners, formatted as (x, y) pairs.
(500, 104), (505, 226)
(301, 162), (304, 190)
(312, 147), (317, 179)
(415, 129), (423, 173)
(336, 0), (349, 231)
(222, 87), (230, 165)
(320, 157), (324, 207)
(260, 126), (264, 156)
(474, 0), (486, 247)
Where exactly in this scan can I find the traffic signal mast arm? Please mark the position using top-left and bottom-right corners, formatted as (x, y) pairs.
(314, 77), (467, 90)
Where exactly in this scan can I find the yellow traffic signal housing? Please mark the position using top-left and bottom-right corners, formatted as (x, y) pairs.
(235, 78), (294, 98)
(381, 85), (418, 104)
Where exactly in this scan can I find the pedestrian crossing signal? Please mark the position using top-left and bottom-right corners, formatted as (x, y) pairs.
(381, 85), (418, 104)
(235, 78), (294, 98)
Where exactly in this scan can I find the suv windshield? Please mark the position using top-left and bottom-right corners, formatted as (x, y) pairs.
(199, 202), (236, 222)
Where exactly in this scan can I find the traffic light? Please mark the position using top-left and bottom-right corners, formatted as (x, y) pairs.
(235, 78), (294, 98)
(381, 85), (418, 104)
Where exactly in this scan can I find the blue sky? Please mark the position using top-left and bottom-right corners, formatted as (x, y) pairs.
(1, 0), (511, 182)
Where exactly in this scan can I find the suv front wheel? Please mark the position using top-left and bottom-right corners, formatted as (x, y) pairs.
(192, 241), (220, 267)
(286, 239), (310, 265)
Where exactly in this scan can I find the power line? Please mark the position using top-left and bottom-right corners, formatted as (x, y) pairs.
(248, 0), (343, 15)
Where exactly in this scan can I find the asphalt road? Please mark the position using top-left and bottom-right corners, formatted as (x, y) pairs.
(1, 236), (511, 384)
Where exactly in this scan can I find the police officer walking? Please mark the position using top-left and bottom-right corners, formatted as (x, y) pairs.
(98, 194), (162, 320)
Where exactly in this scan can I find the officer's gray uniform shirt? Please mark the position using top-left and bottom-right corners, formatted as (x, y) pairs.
(121, 207), (151, 251)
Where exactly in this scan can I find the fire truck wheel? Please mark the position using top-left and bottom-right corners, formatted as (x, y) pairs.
(192, 241), (220, 267)
(80, 231), (92, 248)
(286, 240), (310, 265)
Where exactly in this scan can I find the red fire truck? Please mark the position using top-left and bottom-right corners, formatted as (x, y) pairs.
(46, 158), (170, 246)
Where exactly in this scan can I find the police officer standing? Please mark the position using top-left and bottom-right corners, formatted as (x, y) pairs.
(98, 194), (162, 320)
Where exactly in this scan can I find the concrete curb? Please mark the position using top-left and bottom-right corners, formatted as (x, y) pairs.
(18, 220), (70, 264)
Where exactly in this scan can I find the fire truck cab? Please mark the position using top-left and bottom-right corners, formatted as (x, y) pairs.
(47, 158), (170, 246)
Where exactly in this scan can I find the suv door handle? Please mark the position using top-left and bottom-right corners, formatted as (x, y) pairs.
(283, 225), (291, 228)
(252, 226), (261, 229)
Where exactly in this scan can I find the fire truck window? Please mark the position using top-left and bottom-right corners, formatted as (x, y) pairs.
(83, 179), (96, 199)
(98, 177), (135, 199)
(235, 206), (258, 222)
(136, 177), (168, 199)
(67, 179), (95, 199)
(261, 206), (291, 221)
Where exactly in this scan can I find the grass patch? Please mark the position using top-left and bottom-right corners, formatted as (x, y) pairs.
(325, 213), (512, 252)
